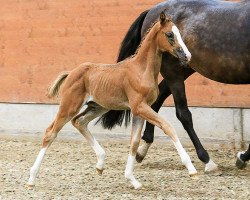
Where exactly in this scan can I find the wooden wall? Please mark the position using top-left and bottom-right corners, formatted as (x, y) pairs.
(0, 0), (249, 107)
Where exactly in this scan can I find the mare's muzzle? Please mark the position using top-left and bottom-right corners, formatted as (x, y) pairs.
(173, 47), (189, 67)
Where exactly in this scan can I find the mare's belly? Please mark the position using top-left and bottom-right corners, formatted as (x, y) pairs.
(190, 53), (250, 84)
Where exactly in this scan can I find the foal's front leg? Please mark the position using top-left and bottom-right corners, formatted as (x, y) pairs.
(136, 79), (170, 163)
(125, 116), (144, 189)
(134, 102), (197, 176)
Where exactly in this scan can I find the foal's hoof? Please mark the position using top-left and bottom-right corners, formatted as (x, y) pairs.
(189, 173), (199, 180)
(135, 153), (144, 163)
(96, 168), (104, 175)
(189, 170), (198, 179)
(189, 171), (198, 176)
(236, 158), (247, 169)
(25, 183), (35, 189)
(132, 181), (142, 190)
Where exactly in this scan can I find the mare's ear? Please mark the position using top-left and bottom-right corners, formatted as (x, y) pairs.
(160, 11), (166, 25)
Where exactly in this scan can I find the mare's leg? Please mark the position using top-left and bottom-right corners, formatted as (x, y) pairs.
(27, 88), (85, 187)
(71, 102), (108, 174)
(133, 102), (197, 176)
(124, 116), (144, 189)
(137, 63), (195, 162)
(138, 57), (217, 172)
(167, 73), (217, 172)
(236, 144), (250, 169)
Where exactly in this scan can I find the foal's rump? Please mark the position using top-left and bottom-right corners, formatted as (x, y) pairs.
(50, 62), (131, 110)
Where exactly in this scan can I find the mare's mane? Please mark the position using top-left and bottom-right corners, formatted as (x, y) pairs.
(133, 20), (159, 57)
(115, 20), (160, 64)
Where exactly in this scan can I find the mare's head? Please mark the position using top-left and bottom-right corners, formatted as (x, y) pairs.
(156, 11), (191, 66)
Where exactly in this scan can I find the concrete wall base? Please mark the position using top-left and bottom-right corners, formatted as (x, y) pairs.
(0, 103), (249, 148)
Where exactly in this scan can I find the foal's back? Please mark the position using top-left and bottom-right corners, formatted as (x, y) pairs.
(74, 60), (135, 110)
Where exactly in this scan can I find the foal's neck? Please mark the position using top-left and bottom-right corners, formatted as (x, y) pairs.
(134, 24), (162, 80)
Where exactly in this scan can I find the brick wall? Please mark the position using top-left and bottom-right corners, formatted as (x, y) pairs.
(0, 0), (249, 107)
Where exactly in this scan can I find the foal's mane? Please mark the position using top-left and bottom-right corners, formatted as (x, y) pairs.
(133, 20), (159, 56)
(124, 20), (159, 60)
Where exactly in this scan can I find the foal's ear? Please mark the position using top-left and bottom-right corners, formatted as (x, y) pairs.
(160, 11), (166, 25)
(160, 10), (172, 25)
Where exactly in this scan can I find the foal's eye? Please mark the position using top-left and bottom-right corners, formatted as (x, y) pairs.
(165, 32), (174, 38)
(165, 32), (175, 45)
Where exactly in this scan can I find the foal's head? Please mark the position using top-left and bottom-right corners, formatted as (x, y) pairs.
(156, 11), (191, 66)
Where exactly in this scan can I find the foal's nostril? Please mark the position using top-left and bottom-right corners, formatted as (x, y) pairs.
(178, 47), (183, 52)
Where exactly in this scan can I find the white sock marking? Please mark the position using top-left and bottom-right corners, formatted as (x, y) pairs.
(172, 25), (192, 62)
(125, 154), (142, 189)
(173, 139), (197, 175)
(91, 138), (106, 170)
(237, 151), (245, 160)
(27, 147), (47, 185)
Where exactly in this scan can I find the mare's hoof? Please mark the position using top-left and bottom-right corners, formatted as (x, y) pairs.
(135, 153), (144, 163)
(236, 158), (247, 169)
(204, 165), (222, 176)
(205, 169), (222, 176)
(204, 167), (221, 175)
(205, 159), (218, 173)
(96, 168), (103, 175)
(25, 183), (35, 189)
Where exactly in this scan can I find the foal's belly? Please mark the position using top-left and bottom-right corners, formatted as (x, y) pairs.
(89, 82), (159, 111)
(87, 74), (130, 110)
(92, 93), (130, 110)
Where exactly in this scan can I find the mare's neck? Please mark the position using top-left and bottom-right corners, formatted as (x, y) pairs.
(134, 24), (162, 80)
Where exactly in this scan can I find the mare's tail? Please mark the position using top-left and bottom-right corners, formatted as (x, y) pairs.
(97, 10), (149, 129)
(47, 72), (69, 98)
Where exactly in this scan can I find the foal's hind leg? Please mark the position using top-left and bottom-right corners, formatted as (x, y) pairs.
(71, 102), (108, 175)
(133, 102), (197, 176)
(27, 93), (85, 187)
(125, 116), (144, 189)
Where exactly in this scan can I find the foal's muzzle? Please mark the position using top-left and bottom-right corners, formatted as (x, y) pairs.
(173, 47), (189, 67)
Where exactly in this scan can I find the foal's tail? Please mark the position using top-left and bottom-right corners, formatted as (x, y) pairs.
(96, 9), (149, 130)
(47, 72), (69, 98)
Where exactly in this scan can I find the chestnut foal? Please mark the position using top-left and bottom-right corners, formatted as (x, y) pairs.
(27, 12), (196, 189)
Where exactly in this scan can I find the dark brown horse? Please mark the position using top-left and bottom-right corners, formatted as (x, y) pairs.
(98, 0), (250, 171)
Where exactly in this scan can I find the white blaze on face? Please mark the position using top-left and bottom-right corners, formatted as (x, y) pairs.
(172, 25), (192, 62)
